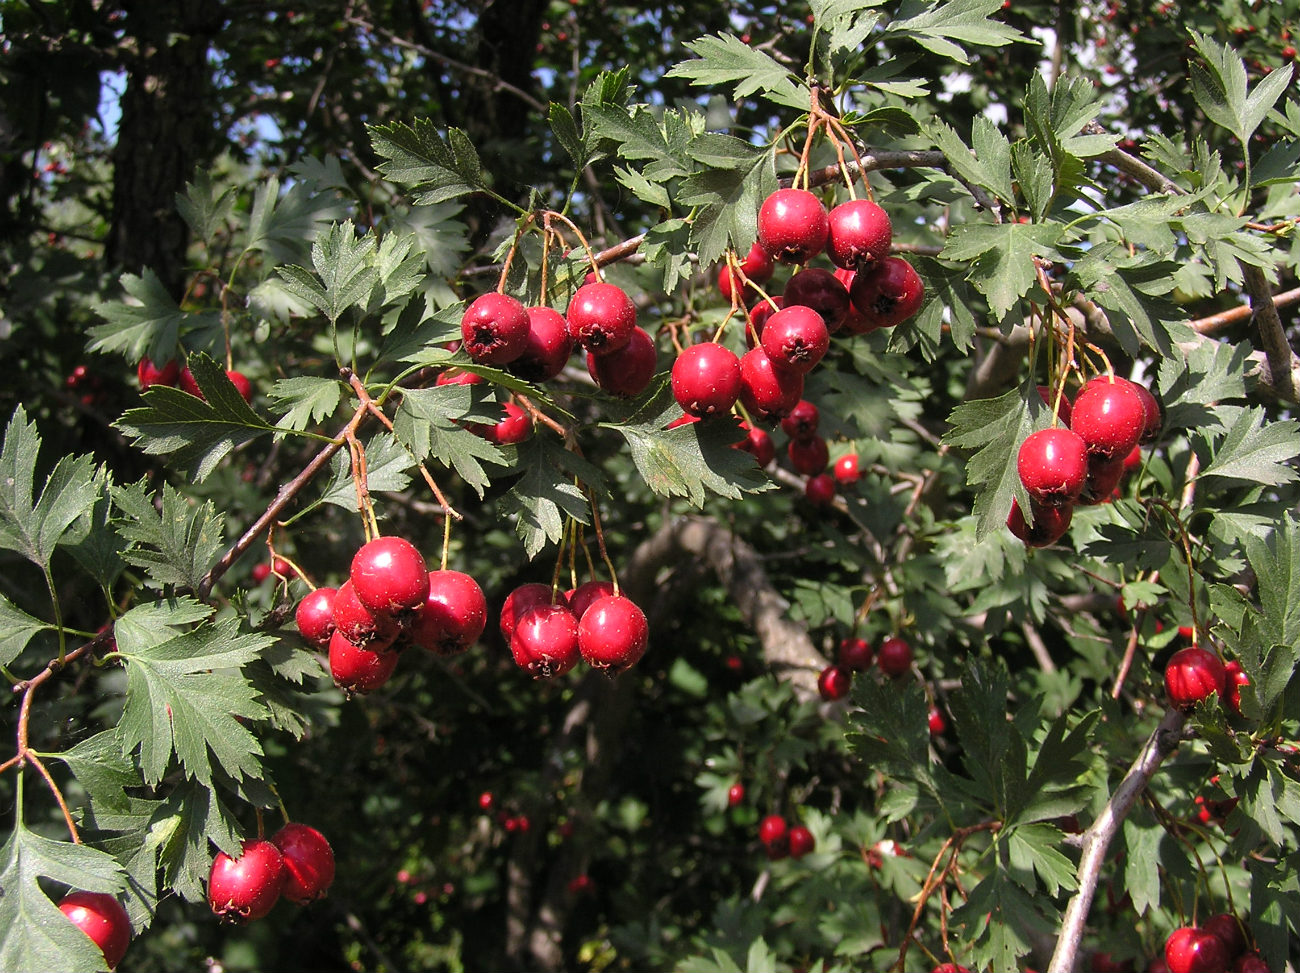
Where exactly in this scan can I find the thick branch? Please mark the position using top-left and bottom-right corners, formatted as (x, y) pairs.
(1048, 707), (1188, 973)
(1241, 263), (1297, 402)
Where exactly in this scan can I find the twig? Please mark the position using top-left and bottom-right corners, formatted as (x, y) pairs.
(1241, 263), (1296, 402)
(1190, 286), (1300, 335)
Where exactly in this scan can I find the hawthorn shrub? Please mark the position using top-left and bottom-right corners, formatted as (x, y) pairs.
(1, 2), (1298, 972)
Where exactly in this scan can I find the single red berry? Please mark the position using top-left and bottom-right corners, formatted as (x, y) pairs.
(780, 400), (820, 440)
(1202, 913), (1247, 960)
(295, 587), (337, 650)
(1078, 455), (1127, 505)
(818, 664), (852, 700)
(1233, 954), (1270, 973)
(350, 536), (430, 618)
(251, 562), (272, 584)
(839, 636), (872, 670)
(1007, 498), (1074, 547)
(672, 343), (742, 417)
(805, 473), (836, 506)
(758, 814), (788, 858)
(408, 570), (487, 655)
(208, 838), (287, 923)
(436, 368), (483, 387)
(1283, 45), (1297, 60)
(928, 707), (947, 735)
(567, 580), (616, 620)
(271, 823), (335, 904)
(717, 241), (776, 303)
(509, 306), (574, 381)
(736, 421), (776, 466)
(511, 603), (581, 678)
(760, 304), (830, 374)
(1072, 377), (1147, 460)
(329, 629), (400, 693)
(567, 874), (594, 895)
(877, 636), (913, 677)
(586, 326), (657, 397)
(137, 357), (181, 390)
(747, 297), (782, 344)
(1133, 382), (1162, 442)
(788, 435), (829, 477)
(738, 347), (804, 419)
(478, 791), (495, 811)
(460, 292), (530, 365)
(567, 281), (637, 355)
(499, 583), (559, 642)
(834, 453), (861, 485)
(727, 782), (745, 807)
(826, 198), (893, 270)
(331, 580), (399, 649)
(1164, 645), (1226, 710)
(787, 824), (816, 858)
(226, 369), (254, 403)
(782, 267), (852, 332)
(1223, 660), (1250, 717)
(483, 401), (532, 445)
(848, 256), (924, 328)
(1122, 444), (1143, 473)
(1017, 427), (1089, 506)
(58, 892), (132, 969)
(578, 594), (649, 673)
(1165, 926), (1231, 973)
(179, 366), (203, 399)
(757, 188), (829, 264)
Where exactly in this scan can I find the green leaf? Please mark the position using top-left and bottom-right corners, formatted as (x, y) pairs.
(276, 221), (379, 325)
(1189, 33), (1296, 144)
(885, 0), (1024, 62)
(583, 103), (690, 182)
(1245, 515), (1300, 650)
(114, 614), (271, 785)
(664, 33), (808, 109)
(318, 431), (416, 510)
(63, 481), (128, 590)
(1007, 822), (1077, 895)
(614, 164), (672, 210)
(115, 353), (275, 481)
(152, 779), (244, 903)
(0, 593), (50, 668)
(55, 730), (142, 813)
(1071, 243), (1185, 357)
(245, 175), (349, 263)
(846, 671), (935, 794)
(369, 121), (488, 204)
(1010, 141), (1053, 220)
(1123, 814), (1164, 915)
(111, 481), (225, 592)
(610, 416), (773, 508)
(946, 658), (1012, 815)
(0, 814), (128, 973)
(268, 376), (345, 433)
(943, 387), (1035, 539)
(89, 269), (220, 364)
(952, 870), (1040, 972)
(940, 221), (1062, 320)
(931, 117), (1013, 205)
(1198, 407), (1300, 489)
(498, 437), (595, 559)
(392, 386), (506, 498)
(175, 168), (235, 243)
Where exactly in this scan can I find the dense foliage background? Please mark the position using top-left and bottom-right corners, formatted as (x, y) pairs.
(1, 1), (1298, 971)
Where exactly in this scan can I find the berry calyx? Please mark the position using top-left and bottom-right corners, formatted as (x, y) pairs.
(760, 304), (830, 374)
(350, 536), (430, 618)
(578, 594), (649, 673)
(1072, 377), (1147, 460)
(408, 570), (487, 655)
(826, 198), (893, 270)
(738, 347), (804, 419)
(207, 838), (287, 923)
(1164, 645), (1227, 710)
(838, 636), (872, 670)
(787, 824), (816, 859)
(58, 892), (132, 970)
(817, 664), (852, 701)
(586, 326), (657, 397)
(295, 587), (338, 650)
(1165, 926), (1231, 973)
(510, 603), (581, 678)
(329, 630), (401, 693)
(877, 636), (913, 677)
(782, 267), (852, 333)
(848, 256), (924, 329)
(671, 343), (742, 417)
(567, 281), (637, 355)
(460, 292), (530, 365)
(271, 823), (335, 904)
(757, 188), (829, 264)
(1017, 427), (1089, 506)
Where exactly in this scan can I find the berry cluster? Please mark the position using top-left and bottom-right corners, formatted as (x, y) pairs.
(1159, 914), (1266, 973)
(207, 822), (335, 924)
(294, 536), (487, 694)
(818, 634), (915, 701)
(757, 813), (816, 860)
(1164, 645), (1250, 716)
(137, 356), (254, 403)
(1010, 376), (1160, 547)
(499, 580), (649, 678)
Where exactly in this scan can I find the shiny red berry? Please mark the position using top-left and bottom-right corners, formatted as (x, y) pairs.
(567, 281), (637, 355)
(226, 369), (254, 403)
(137, 357), (180, 390)
(578, 594), (649, 672)
(818, 664), (852, 700)
(738, 347), (804, 419)
(780, 400), (819, 440)
(350, 536), (430, 617)
(1017, 427), (1089, 506)
(787, 824), (816, 858)
(727, 782), (745, 807)
(499, 583), (559, 642)
(760, 304), (830, 374)
(1007, 498), (1073, 547)
(460, 292), (530, 365)
(834, 453), (861, 485)
(510, 306), (574, 381)
(586, 326), (657, 397)
(510, 603), (580, 678)
(848, 256), (924, 328)
(838, 636), (872, 670)
(295, 587), (337, 649)
(408, 570), (487, 655)
(757, 188), (829, 264)
(329, 630), (400, 693)
(717, 241), (775, 303)
(208, 838), (286, 923)
(672, 343), (742, 417)
(331, 580), (399, 649)
(736, 421), (776, 466)
(271, 823), (335, 904)
(1165, 926), (1231, 973)
(826, 198), (892, 270)
(788, 435), (829, 476)
(782, 267), (852, 332)
(1164, 646), (1226, 710)
(805, 472), (836, 506)
(877, 636), (913, 677)
(1072, 377), (1147, 460)
(58, 892), (132, 969)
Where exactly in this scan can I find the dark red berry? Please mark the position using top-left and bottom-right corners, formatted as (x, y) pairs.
(1165, 646), (1226, 710)
(826, 198), (892, 270)
(738, 347), (804, 419)
(1007, 498), (1073, 547)
(838, 636), (872, 670)
(780, 399), (819, 440)
(208, 838), (287, 923)
(817, 664), (852, 700)
(1202, 913), (1247, 960)
(877, 636), (913, 677)
(717, 241), (776, 303)
(760, 304), (830, 374)
(1079, 455), (1127, 505)
(1038, 384), (1073, 426)
(804, 472), (836, 506)
(1233, 954), (1269, 973)
(848, 256), (924, 328)
(331, 580), (399, 649)
(179, 366), (202, 399)
(510, 603), (581, 678)
(788, 435), (829, 476)
(567, 281), (637, 355)
(787, 824), (816, 858)
(482, 401), (532, 445)
(408, 570), (487, 655)
(1017, 427), (1088, 506)
(138, 357), (180, 390)
(672, 343), (742, 417)
(586, 326), (657, 397)
(59, 892), (132, 969)
(1134, 382), (1162, 442)
(736, 421), (776, 466)
(499, 583), (558, 642)
(460, 292), (530, 365)
(1224, 660), (1250, 717)
(271, 823), (335, 904)
(782, 267), (852, 332)
(1072, 377), (1146, 460)
(510, 306), (574, 381)
(226, 369), (254, 403)
(757, 188), (829, 264)
(329, 629), (400, 693)
(295, 587), (337, 650)
(727, 782), (745, 806)
(758, 814), (788, 858)
(567, 580), (616, 620)
(577, 594), (649, 672)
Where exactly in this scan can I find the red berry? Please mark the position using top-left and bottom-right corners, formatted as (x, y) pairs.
(331, 580), (399, 649)
(510, 603), (580, 677)
(58, 892), (132, 969)
(295, 587), (337, 649)
(747, 297), (782, 343)
(1038, 384), (1073, 426)
(329, 629), (400, 693)
(1202, 913), (1247, 960)
(483, 401), (532, 445)
(1079, 455), (1127, 505)
(758, 814), (788, 857)
(567, 281), (637, 355)
(757, 188), (829, 264)
(271, 823), (335, 904)
(738, 347), (804, 419)
(436, 368), (483, 387)
(849, 256), (924, 328)
(1017, 427), (1089, 506)
(586, 326), (657, 397)
(1072, 377), (1147, 460)
(826, 198), (893, 270)
(208, 838), (287, 923)
(717, 241), (776, 303)
(727, 782), (745, 807)
(350, 536), (430, 617)
(804, 473), (836, 506)
(510, 306), (574, 381)
(460, 292), (530, 365)
(1133, 382), (1162, 442)
(577, 594), (649, 672)
(877, 636), (913, 677)
(834, 453), (860, 485)
(499, 583), (558, 642)
(1164, 645), (1226, 710)
(226, 369), (254, 403)
(817, 664), (852, 700)
(838, 636), (872, 670)
(780, 399), (820, 440)
(736, 422), (776, 466)
(782, 267), (852, 332)
(672, 343), (742, 417)
(788, 435), (829, 476)
(251, 562), (272, 584)
(138, 357), (180, 390)
(760, 304), (830, 374)
(408, 570), (487, 655)
(567, 580), (616, 620)
(1233, 954), (1269, 973)
(179, 366), (202, 399)
(478, 791), (495, 811)
(1007, 498), (1073, 547)
(1224, 660), (1250, 717)
(1165, 926), (1231, 973)
(787, 824), (816, 858)
(1122, 444), (1143, 473)
(567, 874), (594, 895)
(928, 707), (947, 735)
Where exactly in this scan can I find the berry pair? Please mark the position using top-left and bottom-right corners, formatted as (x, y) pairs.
(207, 823), (335, 924)
(138, 356), (254, 403)
(757, 814), (815, 860)
(500, 581), (649, 677)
